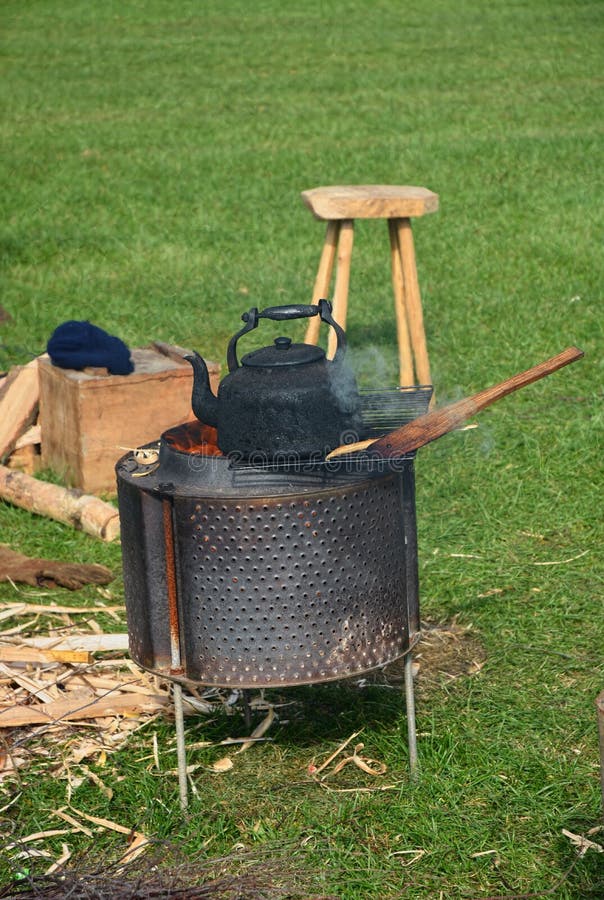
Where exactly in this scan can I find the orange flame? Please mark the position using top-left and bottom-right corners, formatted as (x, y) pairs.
(162, 421), (223, 456)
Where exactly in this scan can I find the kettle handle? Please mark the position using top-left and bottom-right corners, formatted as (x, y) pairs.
(258, 303), (321, 320)
(226, 299), (347, 371)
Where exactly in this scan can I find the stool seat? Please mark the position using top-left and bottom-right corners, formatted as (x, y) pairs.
(302, 184), (438, 397)
(302, 185), (439, 221)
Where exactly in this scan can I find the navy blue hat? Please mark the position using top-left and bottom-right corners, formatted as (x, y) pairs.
(47, 321), (134, 375)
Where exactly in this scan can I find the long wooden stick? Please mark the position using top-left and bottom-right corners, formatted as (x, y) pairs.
(369, 346), (584, 458)
(0, 465), (120, 541)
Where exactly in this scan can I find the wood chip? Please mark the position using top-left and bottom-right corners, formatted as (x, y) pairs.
(68, 740), (108, 765)
(237, 706), (275, 754)
(388, 848), (426, 865)
(0, 626), (180, 786)
(0, 617), (40, 636)
(54, 808), (95, 837)
(329, 742), (387, 777)
(210, 756), (234, 773)
(0, 663), (56, 703)
(61, 673), (164, 696)
(116, 832), (152, 868)
(0, 748), (27, 779)
(562, 828), (604, 856)
(310, 730), (362, 776)
(6, 443), (40, 475)
(44, 842), (72, 875)
(66, 806), (134, 835)
(5, 828), (78, 849)
(14, 424), (41, 450)
(532, 550), (589, 566)
(13, 849), (53, 859)
(79, 764), (113, 800)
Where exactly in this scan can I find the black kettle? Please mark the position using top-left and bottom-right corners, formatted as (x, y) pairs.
(186, 300), (364, 458)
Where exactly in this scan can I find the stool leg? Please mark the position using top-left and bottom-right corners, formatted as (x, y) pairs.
(388, 219), (415, 386)
(327, 219), (354, 359)
(396, 217), (432, 391)
(305, 220), (340, 345)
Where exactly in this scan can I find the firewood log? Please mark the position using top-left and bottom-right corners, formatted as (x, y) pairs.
(0, 466), (120, 541)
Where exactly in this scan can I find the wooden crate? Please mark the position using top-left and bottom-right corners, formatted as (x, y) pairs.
(39, 347), (219, 495)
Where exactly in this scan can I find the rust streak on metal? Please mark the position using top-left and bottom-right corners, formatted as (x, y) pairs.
(162, 497), (183, 675)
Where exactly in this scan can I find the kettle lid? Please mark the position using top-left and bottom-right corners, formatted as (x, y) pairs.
(241, 336), (325, 368)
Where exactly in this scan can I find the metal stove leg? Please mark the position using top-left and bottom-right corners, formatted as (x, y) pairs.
(242, 689), (253, 731)
(404, 651), (419, 781)
(173, 682), (188, 811)
(162, 498), (189, 810)
(400, 459), (419, 781)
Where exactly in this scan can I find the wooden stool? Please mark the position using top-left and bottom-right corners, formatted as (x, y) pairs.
(302, 185), (438, 388)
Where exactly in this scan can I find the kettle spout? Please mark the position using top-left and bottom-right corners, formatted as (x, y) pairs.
(185, 351), (219, 427)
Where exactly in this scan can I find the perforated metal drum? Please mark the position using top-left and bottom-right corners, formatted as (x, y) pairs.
(116, 425), (420, 688)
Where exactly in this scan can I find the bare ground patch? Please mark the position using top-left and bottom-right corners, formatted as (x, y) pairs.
(380, 617), (487, 697)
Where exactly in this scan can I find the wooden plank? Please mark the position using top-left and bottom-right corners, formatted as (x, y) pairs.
(20, 633), (129, 652)
(0, 601), (122, 615)
(0, 360), (39, 461)
(0, 689), (169, 726)
(0, 645), (92, 665)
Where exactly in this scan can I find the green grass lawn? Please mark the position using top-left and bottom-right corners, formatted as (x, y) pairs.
(1, 0), (603, 897)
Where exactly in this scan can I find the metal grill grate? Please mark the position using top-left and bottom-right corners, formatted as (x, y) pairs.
(359, 385), (432, 437)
